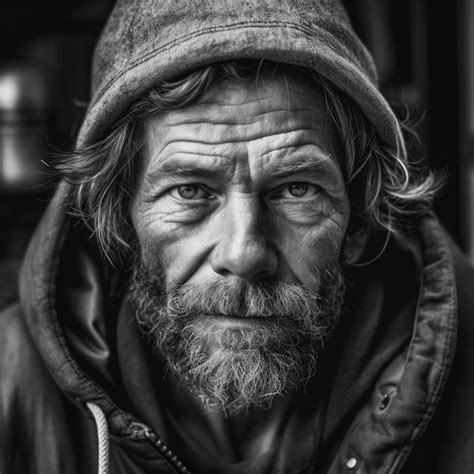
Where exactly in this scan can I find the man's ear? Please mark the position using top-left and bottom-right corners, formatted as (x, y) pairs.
(341, 228), (369, 265)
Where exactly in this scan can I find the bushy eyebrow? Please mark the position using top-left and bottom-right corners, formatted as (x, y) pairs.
(142, 152), (342, 193)
(142, 162), (228, 193)
(149, 163), (223, 181)
(268, 155), (341, 182)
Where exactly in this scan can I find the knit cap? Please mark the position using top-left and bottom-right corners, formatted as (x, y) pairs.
(77, 0), (402, 149)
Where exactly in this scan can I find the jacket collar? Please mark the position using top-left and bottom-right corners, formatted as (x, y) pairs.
(323, 215), (457, 472)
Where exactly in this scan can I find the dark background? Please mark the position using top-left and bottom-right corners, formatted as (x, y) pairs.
(1, 0), (473, 303)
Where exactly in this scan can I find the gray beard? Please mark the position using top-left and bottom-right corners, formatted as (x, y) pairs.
(129, 262), (346, 413)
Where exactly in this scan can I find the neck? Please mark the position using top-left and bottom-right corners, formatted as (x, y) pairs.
(162, 372), (297, 462)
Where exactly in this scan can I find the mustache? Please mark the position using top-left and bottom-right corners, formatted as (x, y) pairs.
(164, 277), (333, 321)
(130, 262), (346, 412)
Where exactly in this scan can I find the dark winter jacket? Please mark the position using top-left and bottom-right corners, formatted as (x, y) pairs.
(1, 182), (474, 473)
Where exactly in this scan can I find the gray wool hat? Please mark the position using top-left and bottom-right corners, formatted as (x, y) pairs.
(77, 0), (403, 150)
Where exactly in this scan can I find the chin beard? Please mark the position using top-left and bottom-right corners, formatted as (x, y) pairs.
(129, 262), (346, 413)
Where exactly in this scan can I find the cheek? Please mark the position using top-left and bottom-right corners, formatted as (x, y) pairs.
(276, 213), (348, 286)
(132, 207), (213, 289)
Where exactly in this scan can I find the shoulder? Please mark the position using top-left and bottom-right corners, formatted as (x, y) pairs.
(445, 234), (474, 354)
(0, 302), (35, 373)
(0, 302), (45, 382)
(0, 303), (79, 474)
(405, 234), (474, 472)
(448, 237), (474, 316)
(0, 301), (76, 417)
(443, 235), (474, 442)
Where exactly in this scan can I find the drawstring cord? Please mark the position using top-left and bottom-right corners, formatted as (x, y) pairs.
(87, 402), (110, 474)
(86, 402), (190, 473)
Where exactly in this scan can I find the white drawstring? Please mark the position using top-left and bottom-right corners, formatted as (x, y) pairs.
(87, 402), (110, 474)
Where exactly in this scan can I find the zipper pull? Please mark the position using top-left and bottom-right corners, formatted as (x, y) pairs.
(129, 422), (190, 473)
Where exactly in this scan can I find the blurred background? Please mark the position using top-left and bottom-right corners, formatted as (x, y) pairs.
(0, 0), (473, 306)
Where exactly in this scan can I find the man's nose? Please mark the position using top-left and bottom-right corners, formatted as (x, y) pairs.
(210, 197), (278, 282)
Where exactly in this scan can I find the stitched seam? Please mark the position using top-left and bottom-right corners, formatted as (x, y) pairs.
(387, 218), (457, 473)
(91, 20), (353, 106)
(132, 19), (345, 62)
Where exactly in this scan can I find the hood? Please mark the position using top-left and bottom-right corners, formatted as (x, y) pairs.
(18, 181), (457, 471)
(18, 182), (131, 432)
(77, 0), (403, 150)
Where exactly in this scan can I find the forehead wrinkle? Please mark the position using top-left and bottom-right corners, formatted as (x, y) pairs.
(257, 127), (333, 154)
(260, 146), (335, 178)
(145, 76), (329, 137)
(142, 78), (334, 189)
(156, 106), (327, 128)
(170, 128), (320, 146)
(151, 121), (327, 156)
(149, 139), (237, 163)
(144, 121), (237, 170)
(255, 124), (337, 164)
(149, 152), (235, 175)
(197, 81), (324, 105)
(257, 145), (344, 189)
(262, 150), (339, 174)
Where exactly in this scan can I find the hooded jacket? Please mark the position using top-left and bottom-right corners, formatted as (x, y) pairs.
(2, 0), (474, 473)
(2, 185), (474, 474)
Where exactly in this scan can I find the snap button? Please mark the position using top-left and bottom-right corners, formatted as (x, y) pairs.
(345, 457), (358, 470)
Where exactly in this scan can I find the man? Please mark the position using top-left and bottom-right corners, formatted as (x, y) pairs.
(1, 0), (473, 473)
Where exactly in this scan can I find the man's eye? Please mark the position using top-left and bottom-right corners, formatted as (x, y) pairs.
(171, 184), (215, 200)
(275, 182), (320, 199)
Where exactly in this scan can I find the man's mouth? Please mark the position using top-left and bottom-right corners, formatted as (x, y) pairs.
(195, 314), (275, 329)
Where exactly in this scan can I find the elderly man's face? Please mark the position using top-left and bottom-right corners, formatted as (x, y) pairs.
(130, 76), (351, 411)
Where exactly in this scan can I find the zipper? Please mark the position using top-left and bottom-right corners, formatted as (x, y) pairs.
(130, 422), (191, 473)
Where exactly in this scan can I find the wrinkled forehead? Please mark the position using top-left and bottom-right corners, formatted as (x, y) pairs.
(141, 75), (340, 175)
(148, 73), (330, 125)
